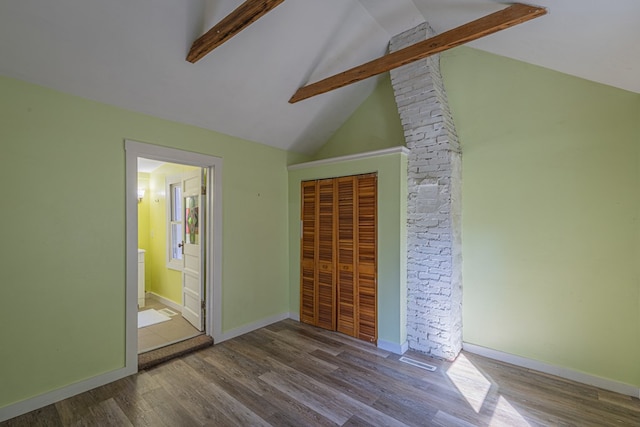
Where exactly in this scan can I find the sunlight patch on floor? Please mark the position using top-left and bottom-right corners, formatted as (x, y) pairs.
(489, 396), (532, 426)
(446, 353), (492, 413)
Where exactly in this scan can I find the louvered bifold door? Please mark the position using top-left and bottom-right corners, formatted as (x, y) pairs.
(300, 181), (317, 325)
(336, 176), (356, 336)
(356, 174), (377, 343)
(316, 179), (336, 331)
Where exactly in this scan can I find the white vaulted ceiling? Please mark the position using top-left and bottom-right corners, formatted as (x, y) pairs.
(1, 0), (638, 154)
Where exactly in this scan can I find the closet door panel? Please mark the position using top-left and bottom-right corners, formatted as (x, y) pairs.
(336, 176), (356, 337)
(316, 179), (336, 331)
(357, 174), (377, 343)
(300, 173), (377, 343)
(300, 181), (317, 325)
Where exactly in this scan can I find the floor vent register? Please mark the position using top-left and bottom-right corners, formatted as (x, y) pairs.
(399, 356), (437, 372)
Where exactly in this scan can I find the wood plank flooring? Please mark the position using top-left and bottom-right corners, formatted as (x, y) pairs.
(3, 319), (639, 426)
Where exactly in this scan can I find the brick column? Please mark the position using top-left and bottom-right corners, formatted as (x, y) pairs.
(389, 23), (462, 360)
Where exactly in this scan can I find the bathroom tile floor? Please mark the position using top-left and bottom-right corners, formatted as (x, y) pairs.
(137, 297), (202, 354)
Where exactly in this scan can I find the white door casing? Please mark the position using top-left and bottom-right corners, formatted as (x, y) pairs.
(125, 139), (223, 373)
(181, 169), (205, 331)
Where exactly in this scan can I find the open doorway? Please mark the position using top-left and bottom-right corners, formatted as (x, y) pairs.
(125, 140), (223, 371)
(137, 160), (205, 353)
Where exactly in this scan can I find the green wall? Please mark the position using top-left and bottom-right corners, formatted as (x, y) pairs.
(441, 47), (640, 387)
(288, 152), (408, 348)
(312, 74), (405, 160)
(0, 76), (292, 408)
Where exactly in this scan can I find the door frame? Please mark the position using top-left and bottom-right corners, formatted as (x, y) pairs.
(125, 140), (223, 371)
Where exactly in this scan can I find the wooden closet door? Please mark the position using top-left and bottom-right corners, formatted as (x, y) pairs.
(336, 176), (356, 336)
(300, 174), (377, 342)
(300, 181), (317, 325)
(356, 174), (377, 343)
(316, 179), (336, 331)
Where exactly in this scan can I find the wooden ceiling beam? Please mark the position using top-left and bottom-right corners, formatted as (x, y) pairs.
(187, 0), (285, 64)
(289, 3), (546, 103)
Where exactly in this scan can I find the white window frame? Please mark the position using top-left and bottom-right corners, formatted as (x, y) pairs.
(166, 174), (183, 270)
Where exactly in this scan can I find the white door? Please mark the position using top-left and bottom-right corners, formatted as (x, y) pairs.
(181, 169), (205, 331)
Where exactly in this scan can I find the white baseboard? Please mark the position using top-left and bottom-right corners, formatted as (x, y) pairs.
(377, 339), (409, 355)
(145, 292), (182, 312)
(0, 366), (135, 423)
(288, 312), (300, 321)
(463, 342), (640, 399)
(218, 312), (291, 343)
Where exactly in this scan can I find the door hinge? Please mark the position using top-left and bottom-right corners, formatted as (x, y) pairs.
(201, 300), (206, 310)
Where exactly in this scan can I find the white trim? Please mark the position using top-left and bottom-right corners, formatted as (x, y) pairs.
(218, 313), (291, 343)
(463, 342), (640, 399)
(146, 292), (182, 313)
(125, 139), (224, 346)
(288, 312), (300, 322)
(287, 146), (410, 171)
(125, 142), (141, 373)
(377, 339), (409, 355)
(0, 366), (134, 422)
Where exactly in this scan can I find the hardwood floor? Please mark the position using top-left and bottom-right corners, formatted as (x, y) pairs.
(3, 319), (639, 426)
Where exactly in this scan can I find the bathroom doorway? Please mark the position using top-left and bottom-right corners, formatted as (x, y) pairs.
(136, 160), (204, 353)
(125, 140), (223, 370)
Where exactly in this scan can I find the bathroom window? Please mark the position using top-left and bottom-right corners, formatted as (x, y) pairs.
(167, 176), (183, 270)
